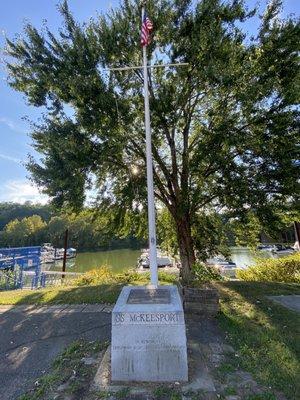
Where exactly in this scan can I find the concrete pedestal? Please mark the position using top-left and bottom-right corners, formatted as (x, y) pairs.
(111, 285), (188, 382)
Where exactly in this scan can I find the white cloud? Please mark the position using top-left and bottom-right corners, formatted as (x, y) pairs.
(0, 117), (27, 133)
(0, 153), (22, 163)
(0, 179), (49, 204)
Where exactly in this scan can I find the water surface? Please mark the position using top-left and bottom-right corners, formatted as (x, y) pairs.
(47, 247), (279, 274)
(50, 248), (141, 274)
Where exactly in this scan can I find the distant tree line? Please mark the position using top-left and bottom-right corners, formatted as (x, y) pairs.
(0, 202), (51, 231)
(0, 202), (144, 251)
(0, 202), (297, 255)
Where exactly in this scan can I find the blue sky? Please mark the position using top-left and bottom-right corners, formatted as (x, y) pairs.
(0, 0), (299, 203)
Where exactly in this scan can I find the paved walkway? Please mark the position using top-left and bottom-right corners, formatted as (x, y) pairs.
(268, 295), (300, 313)
(0, 304), (112, 400)
(0, 303), (113, 314)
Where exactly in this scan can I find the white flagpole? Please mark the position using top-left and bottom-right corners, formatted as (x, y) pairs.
(142, 5), (158, 288)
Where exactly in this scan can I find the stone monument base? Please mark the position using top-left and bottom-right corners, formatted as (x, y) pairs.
(111, 285), (188, 382)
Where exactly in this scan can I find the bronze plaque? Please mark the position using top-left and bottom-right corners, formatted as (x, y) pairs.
(127, 288), (171, 304)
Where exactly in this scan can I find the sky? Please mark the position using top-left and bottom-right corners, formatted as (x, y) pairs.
(0, 0), (299, 204)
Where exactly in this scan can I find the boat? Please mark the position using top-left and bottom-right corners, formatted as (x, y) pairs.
(137, 249), (173, 269)
(257, 244), (295, 255)
(40, 243), (55, 264)
(257, 244), (277, 252)
(53, 247), (77, 260)
(40, 243), (77, 263)
(271, 244), (295, 255)
(206, 257), (237, 278)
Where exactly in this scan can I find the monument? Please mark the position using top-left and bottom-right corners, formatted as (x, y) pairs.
(110, 2), (188, 382)
(111, 286), (188, 382)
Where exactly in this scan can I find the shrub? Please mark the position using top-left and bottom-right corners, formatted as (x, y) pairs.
(157, 271), (178, 283)
(192, 262), (223, 283)
(73, 266), (178, 287)
(74, 266), (113, 286)
(236, 253), (300, 283)
(115, 270), (177, 284)
(114, 270), (147, 284)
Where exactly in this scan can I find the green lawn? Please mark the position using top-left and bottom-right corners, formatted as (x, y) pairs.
(216, 281), (300, 400)
(0, 270), (176, 305)
(1, 278), (299, 399)
(0, 283), (123, 305)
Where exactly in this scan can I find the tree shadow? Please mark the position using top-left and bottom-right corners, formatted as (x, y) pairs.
(216, 281), (300, 399)
(0, 284), (114, 400)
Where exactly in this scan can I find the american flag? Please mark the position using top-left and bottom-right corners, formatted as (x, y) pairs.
(141, 11), (153, 47)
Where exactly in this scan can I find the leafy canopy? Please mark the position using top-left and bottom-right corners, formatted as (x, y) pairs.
(5, 0), (300, 258)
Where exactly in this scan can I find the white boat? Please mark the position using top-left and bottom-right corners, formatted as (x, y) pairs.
(138, 249), (173, 268)
(40, 243), (55, 264)
(257, 244), (295, 255)
(54, 247), (77, 260)
(257, 244), (277, 252)
(206, 257), (237, 278)
(271, 244), (295, 255)
(40, 244), (77, 263)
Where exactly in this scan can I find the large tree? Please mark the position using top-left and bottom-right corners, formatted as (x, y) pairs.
(5, 0), (299, 281)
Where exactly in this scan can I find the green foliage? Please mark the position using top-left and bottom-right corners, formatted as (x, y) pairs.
(73, 266), (113, 286)
(237, 253), (300, 283)
(246, 394), (276, 400)
(0, 269), (15, 290)
(153, 386), (181, 400)
(218, 281), (300, 399)
(3, 215), (47, 247)
(193, 212), (231, 261)
(115, 388), (131, 399)
(5, 0), (300, 276)
(18, 339), (108, 400)
(74, 266), (178, 286)
(231, 212), (262, 249)
(0, 202), (51, 231)
(157, 208), (178, 257)
(0, 203), (145, 251)
(192, 262), (223, 283)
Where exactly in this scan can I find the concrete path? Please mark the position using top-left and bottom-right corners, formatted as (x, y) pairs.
(268, 295), (300, 313)
(0, 304), (112, 400)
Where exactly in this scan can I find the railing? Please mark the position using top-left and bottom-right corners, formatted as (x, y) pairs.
(40, 271), (82, 287)
(0, 246), (41, 270)
(0, 269), (82, 291)
(0, 247), (83, 290)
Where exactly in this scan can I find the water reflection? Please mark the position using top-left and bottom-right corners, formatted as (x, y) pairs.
(49, 248), (141, 274)
(46, 247), (282, 274)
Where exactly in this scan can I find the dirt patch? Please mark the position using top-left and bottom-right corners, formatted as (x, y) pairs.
(88, 316), (286, 400)
(18, 315), (287, 400)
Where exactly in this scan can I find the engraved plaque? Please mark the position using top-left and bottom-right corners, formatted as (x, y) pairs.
(112, 285), (188, 382)
(127, 288), (171, 304)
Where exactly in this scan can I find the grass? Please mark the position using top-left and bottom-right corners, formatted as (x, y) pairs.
(2, 266), (300, 398)
(153, 386), (181, 400)
(216, 281), (300, 400)
(18, 339), (108, 400)
(0, 283), (123, 305)
(0, 268), (177, 305)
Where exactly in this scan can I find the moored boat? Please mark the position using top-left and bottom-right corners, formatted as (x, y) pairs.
(137, 249), (173, 269)
(257, 243), (295, 255)
(40, 243), (77, 264)
(206, 257), (237, 278)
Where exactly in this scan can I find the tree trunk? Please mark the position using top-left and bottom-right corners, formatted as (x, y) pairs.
(175, 215), (196, 284)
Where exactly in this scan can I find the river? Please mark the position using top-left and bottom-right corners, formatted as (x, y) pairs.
(47, 247), (263, 274)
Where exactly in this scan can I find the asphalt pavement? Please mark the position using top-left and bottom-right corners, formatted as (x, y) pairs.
(0, 305), (111, 400)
